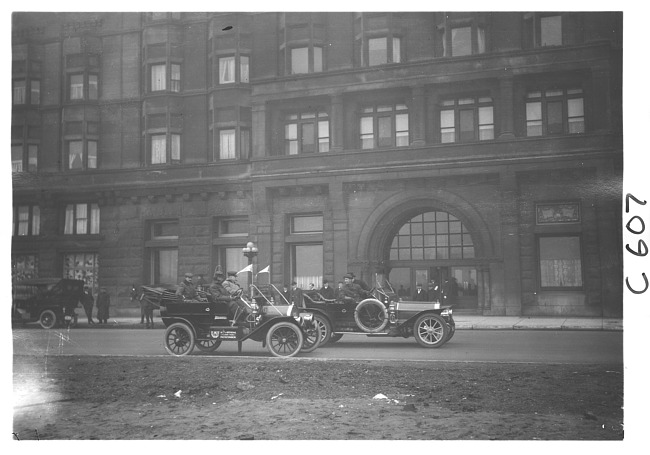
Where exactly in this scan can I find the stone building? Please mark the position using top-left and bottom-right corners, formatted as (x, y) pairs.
(11, 12), (623, 316)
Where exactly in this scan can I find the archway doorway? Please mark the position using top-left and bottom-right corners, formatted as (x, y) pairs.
(384, 210), (479, 310)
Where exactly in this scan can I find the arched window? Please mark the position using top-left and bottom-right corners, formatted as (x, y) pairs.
(389, 211), (475, 260)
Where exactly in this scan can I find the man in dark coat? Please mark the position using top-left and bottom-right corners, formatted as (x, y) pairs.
(412, 283), (428, 301)
(319, 280), (335, 300)
(80, 286), (96, 324)
(96, 287), (110, 324)
(290, 281), (304, 308)
(341, 274), (364, 301)
(349, 272), (371, 294)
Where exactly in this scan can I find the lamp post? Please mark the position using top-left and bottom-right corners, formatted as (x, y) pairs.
(242, 241), (258, 298)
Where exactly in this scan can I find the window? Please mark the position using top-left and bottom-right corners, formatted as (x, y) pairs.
(218, 55), (250, 84)
(540, 16), (562, 46)
(285, 111), (330, 154)
(219, 56), (235, 83)
(359, 104), (409, 149)
(367, 36), (401, 66)
(68, 141), (84, 169)
(439, 96), (494, 143)
(12, 144), (38, 173)
(13, 205), (40, 236)
(538, 236), (583, 288)
(150, 133), (181, 164)
(390, 211), (475, 260)
(291, 215), (323, 234)
(64, 203), (100, 235)
(63, 252), (99, 291)
(30, 80), (40, 104)
(68, 73), (98, 100)
(147, 220), (179, 285)
(440, 21), (486, 57)
(218, 217), (249, 237)
(287, 45), (324, 74)
(12, 255), (39, 283)
(151, 64), (166, 91)
(171, 64), (181, 92)
(219, 129), (236, 160)
(292, 244), (323, 289)
(13, 80), (26, 105)
(526, 88), (584, 136)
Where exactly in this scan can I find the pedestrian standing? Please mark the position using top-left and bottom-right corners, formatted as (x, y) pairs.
(290, 281), (304, 308)
(81, 286), (96, 324)
(96, 287), (110, 324)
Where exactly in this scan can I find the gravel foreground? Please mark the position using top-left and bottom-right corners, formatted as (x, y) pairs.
(13, 355), (623, 441)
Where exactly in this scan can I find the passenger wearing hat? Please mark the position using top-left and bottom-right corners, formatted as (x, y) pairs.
(208, 266), (239, 318)
(176, 272), (198, 301)
(341, 273), (364, 301)
(222, 271), (243, 297)
(348, 272), (371, 294)
(412, 282), (428, 301)
(290, 281), (304, 308)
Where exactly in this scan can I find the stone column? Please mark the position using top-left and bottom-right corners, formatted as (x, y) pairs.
(498, 75), (515, 139)
(330, 93), (344, 152)
(251, 102), (267, 158)
(410, 85), (426, 146)
(500, 170), (522, 315)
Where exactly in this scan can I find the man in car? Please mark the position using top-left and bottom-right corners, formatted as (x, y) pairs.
(341, 273), (364, 302)
(222, 271), (243, 297)
(319, 279), (335, 300)
(348, 272), (371, 298)
(208, 267), (244, 324)
(176, 272), (198, 301)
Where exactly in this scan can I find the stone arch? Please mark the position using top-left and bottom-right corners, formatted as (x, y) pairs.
(356, 188), (495, 268)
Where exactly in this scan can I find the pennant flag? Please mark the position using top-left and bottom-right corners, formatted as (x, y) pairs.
(257, 265), (270, 275)
(236, 264), (253, 275)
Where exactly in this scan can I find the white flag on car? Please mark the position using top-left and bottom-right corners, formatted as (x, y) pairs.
(236, 264), (253, 275)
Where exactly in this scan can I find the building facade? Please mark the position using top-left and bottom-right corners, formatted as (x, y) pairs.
(11, 12), (623, 316)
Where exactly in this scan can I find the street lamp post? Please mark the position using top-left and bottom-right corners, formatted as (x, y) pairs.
(242, 241), (258, 298)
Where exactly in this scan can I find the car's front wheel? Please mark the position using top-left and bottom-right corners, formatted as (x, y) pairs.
(314, 314), (332, 345)
(413, 313), (449, 348)
(266, 322), (304, 358)
(39, 310), (57, 329)
(164, 322), (195, 356)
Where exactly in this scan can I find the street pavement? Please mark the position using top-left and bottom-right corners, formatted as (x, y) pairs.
(73, 307), (623, 331)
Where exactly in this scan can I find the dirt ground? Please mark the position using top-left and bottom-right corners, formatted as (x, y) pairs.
(12, 354), (623, 441)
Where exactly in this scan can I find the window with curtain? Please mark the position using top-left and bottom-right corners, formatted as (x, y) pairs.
(219, 129), (236, 159)
(13, 80), (26, 104)
(68, 141), (84, 169)
(64, 203), (100, 235)
(70, 74), (84, 99)
(171, 134), (181, 163)
(151, 64), (166, 91)
(171, 64), (181, 92)
(219, 56), (235, 83)
(30, 80), (40, 104)
(368, 36), (401, 66)
(240, 56), (250, 83)
(88, 75), (98, 99)
(13, 205), (40, 236)
(151, 135), (167, 164)
(12, 254), (39, 283)
(292, 244), (324, 290)
(539, 236), (583, 288)
(291, 47), (309, 74)
(88, 141), (97, 168)
(442, 23), (486, 57)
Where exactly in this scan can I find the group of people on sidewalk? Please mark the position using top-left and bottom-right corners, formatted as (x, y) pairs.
(79, 286), (111, 325)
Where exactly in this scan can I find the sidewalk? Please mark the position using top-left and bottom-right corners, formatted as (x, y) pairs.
(81, 308), (622, 331)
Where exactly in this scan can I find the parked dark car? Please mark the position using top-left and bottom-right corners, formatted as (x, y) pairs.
(303, 279), (455, 348)
(12, 278), (85, 329)
(137, 284), (321, 357)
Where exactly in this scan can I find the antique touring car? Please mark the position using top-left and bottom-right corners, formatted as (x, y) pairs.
(12, 278), (84, 329)
(303, 278), (455, 348)
(137, 285), (320, 357)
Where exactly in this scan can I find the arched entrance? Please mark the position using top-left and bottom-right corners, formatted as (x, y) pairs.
(386, 210), (479, 310)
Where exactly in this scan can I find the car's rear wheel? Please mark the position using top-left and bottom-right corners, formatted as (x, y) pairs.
(413, 314), (449, 348)
(164, 322), (195, 356)
(195, 339), (222, 353)
(314, 314), (332, 345)
(354, 299), (388, 333)
(301, 322), (321, 353)
(266, 322), (303, 358)
(39, 310), (57, 329)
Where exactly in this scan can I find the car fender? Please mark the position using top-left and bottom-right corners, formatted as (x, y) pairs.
(160, 316), (198, 337)
(245, 316), (303, 342)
